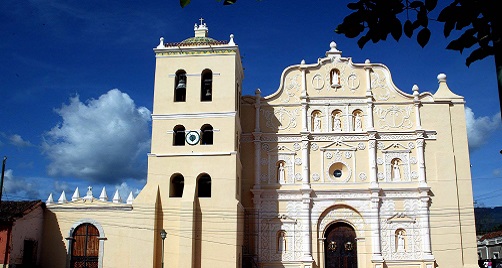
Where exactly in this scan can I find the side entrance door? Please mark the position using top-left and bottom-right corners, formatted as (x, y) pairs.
(324, 222), (357, 268)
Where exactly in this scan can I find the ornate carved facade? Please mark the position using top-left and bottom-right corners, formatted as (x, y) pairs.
(40, 22), (477, 268)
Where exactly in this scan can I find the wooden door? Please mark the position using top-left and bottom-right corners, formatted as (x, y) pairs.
(324, 222), (357, 268)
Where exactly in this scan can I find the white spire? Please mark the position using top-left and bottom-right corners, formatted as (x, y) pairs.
(72, 187), (80, 201)
(113, 189), (122, 203)
(126, 191), (134, 204)
(228, 34), (235, 46)
(58, 190), (67, 204)
(46, 193), (54, 205)
(157, 37), (165, 49)
(99, 187), (108, 201)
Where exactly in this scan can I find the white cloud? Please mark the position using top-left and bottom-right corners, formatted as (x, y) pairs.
(3, 169), (41, 200)
(9, 134), (33, 147)
(465, 107), (501, 151)
(42, 89), (151, 183)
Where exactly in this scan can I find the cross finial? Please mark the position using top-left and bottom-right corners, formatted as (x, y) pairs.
(199, 17), (204, 26)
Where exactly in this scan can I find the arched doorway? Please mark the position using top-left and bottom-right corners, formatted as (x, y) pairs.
(324, 222), (357, 268)
(70, 223), (99, 268)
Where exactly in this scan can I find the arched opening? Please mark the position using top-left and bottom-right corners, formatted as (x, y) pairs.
(332, 110), (343, 131)
(174, 70), (187, 102)
(312, 110), (322, 132)
(276, 160), (286, 183)
(201, 69), (212, 102)
(173, 125), (185, 146)
(324, 222), (357, 268)
(200, 124), (213, 145)
(70, 223), (99, 268)
(170, 174), (184, 197)
(197, 174), (211, 198)
(352, 110), (363, 131)
(391, 158), (402, 181)
(330, 68), (341, 88)
(277, 230), (287, 253)
(395, 229), (407, 252)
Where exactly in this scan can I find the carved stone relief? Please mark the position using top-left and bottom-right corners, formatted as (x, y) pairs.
(371, 71), (391, 101)
(375, 106), (413, 130)
(282, 74), (301, 103)
(262, 107), (299, 130)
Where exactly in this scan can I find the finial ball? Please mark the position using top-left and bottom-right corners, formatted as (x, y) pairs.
(437, 73), (447, 82)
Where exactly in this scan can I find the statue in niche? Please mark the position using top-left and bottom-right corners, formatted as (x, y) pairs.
(333, 113), (342, 131)
(277, 162), (286, 183)
(396, 230), (406, 252)
(331, 69), (340, 88)
(277, 231), (286, 253)
(313, 113), (322, 132)
(354, 113), (363, 131)
(392, 159), (401, 181)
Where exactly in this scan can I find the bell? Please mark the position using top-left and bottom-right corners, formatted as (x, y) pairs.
(176, 79), (186, 90)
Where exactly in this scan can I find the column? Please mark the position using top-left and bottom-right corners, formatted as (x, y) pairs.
(301, 189), (314, 264)
(251, 191), (262, 262)
(253, 89), (262, 188)
(364, 59), (375, 131)
(368, 132), (378, 187)
(416, 131), (426, 186)
(412, 85), (422, 130)
(419, 190), (434, 260)
(370, 192), (383, 262)
(301, 134), (310, 186)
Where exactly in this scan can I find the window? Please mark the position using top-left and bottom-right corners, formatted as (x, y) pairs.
(494, 252), (499, 259)
(175, 70), (187, 102)
(200, 124), (213, 145)
(197, 174), (211, 198)
(170, 174), (184, 197)
(173, 125), (186, 146)
(71, 223), (99, 268)
(201, 69), (212, 102)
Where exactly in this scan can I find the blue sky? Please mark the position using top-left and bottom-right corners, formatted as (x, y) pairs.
(0, 0), (500, 206)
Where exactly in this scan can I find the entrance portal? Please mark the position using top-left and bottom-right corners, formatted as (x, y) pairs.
(324, 222), (357, 268)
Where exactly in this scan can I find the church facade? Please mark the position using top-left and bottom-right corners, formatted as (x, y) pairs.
(40, 21), (478, 268)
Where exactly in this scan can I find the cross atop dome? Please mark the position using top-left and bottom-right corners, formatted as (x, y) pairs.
(194, 17), (209, 37)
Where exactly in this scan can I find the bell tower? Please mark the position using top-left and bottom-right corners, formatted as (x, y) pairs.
(138, 20), (244, 267)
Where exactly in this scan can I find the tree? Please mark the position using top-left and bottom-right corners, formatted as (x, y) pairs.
(180, 0), (502, 118)
(335, 0), (501, 116)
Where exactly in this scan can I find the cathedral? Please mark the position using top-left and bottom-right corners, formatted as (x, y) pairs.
(39, 21), (478, 268)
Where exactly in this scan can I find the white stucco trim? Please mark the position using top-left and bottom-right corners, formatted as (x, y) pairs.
(152, 111), (236, 120)
(65, 219), (106, 268)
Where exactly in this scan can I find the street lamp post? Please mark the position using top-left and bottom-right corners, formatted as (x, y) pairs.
(160, 229), (167, 268)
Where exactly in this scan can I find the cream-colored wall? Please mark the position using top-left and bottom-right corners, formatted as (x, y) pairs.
(153, 52), (241, 115)
(240, 52), (478, 268)
(41, 202), (158, 268)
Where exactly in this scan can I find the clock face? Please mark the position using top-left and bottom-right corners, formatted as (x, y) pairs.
(185, 131), (200, 145)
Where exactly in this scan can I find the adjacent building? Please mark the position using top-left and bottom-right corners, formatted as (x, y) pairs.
(0, 200), (45, 267)
(41, 21), (478, 268)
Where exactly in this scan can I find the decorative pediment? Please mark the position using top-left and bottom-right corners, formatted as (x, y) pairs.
(267, 145), (297, 155)
(387, 212), (416, 224)
(382, 143), (412, 152)
(321, 138), (357, 151)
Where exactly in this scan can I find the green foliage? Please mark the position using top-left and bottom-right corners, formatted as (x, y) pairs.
(335, 0), (498, 66)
